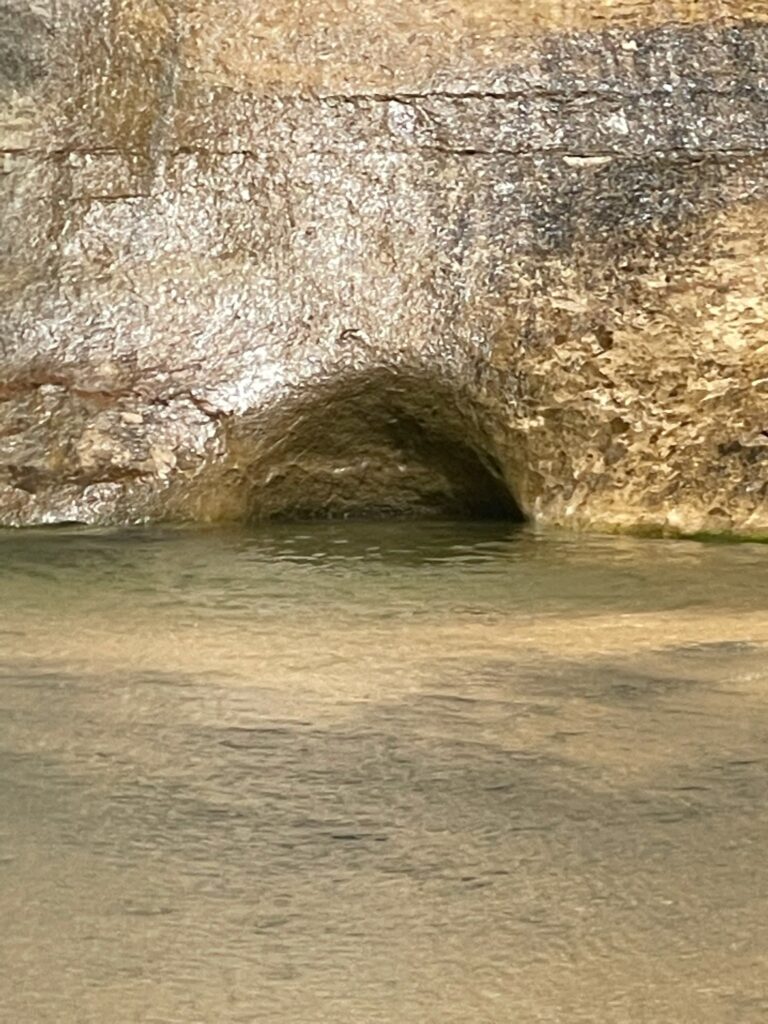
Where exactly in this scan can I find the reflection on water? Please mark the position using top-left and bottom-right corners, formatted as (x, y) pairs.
(1, 523), (767, 1023)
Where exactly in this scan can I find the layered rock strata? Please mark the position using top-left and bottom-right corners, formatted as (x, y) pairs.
(1, 1), (767, 532)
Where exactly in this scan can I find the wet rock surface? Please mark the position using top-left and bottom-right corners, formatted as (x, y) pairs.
(1, 1), (767, 532)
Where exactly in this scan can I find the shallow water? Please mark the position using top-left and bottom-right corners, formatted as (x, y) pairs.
(1, 522), (767, 1023)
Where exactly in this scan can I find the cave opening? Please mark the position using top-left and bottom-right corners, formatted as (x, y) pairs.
(241, 369), (526, 523)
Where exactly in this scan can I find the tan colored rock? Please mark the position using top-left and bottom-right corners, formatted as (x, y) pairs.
(1, 0), (767, 533)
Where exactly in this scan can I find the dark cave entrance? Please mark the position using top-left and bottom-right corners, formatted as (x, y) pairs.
(242, 369), (526, 523)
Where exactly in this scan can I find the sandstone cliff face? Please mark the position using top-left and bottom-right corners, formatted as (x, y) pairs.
(1, 1), (767, 533)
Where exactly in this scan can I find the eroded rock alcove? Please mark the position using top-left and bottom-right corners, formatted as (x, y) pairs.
(217, 369), (526, 522)
(1, 1), (767, 534)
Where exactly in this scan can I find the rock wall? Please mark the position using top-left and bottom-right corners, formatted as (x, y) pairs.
(1, 1), (767, 533)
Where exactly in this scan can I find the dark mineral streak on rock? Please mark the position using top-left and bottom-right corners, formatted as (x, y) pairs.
(0, 4), (49, 90)
(1, 2), (767, 533)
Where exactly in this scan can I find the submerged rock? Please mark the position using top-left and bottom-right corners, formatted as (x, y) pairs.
(1, 1), (767, 533)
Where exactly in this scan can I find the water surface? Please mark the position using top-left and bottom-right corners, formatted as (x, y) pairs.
(1, 523), (767, 1023)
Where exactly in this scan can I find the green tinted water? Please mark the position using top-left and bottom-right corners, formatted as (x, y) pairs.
(1, 523), (767, 1023)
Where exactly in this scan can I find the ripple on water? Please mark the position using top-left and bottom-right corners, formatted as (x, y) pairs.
(1, 523), (767, 1022)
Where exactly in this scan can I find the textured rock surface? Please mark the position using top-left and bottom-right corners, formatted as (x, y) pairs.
(1, 0), (767, 532)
